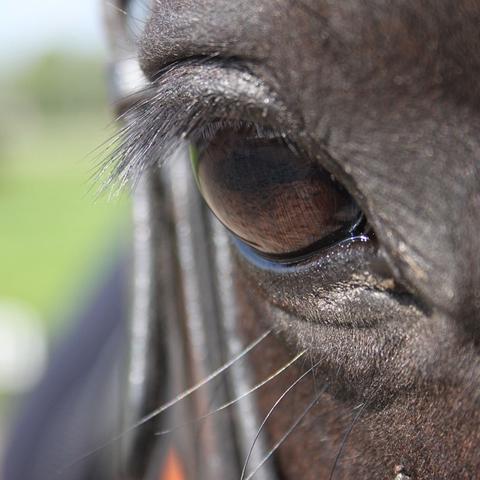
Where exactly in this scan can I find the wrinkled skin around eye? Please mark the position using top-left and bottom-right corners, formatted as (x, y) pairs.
(191, 127), (362, 257)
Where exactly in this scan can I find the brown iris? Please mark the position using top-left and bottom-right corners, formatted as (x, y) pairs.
(190, 125), (362, 258)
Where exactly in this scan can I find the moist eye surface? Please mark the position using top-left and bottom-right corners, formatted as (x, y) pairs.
(190, 124), (363, 258)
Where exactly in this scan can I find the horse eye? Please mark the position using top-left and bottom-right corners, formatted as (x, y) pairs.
(190, 124), (364, 259)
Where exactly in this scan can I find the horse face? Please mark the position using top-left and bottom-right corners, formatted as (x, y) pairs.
(111, 1), (480, 478)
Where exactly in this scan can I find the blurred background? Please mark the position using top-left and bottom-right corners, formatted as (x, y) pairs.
(0, 0), (129, 461)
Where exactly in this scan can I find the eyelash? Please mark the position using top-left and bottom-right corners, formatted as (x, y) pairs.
(100, 90), (204, 190)
(98, 59), (293, 191)
(101, 102), (290, 194)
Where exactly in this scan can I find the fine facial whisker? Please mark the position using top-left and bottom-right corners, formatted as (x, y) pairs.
(58, 330), (272, 476)
(328, 387), (377, 480)
(243, 386), (326, 480)
(240, 357), (327, 480)
(106, 1), (128, 16)
(155, 349), (308, 437)
(307, 323), (319, 395)
(106, 0), (150, 25)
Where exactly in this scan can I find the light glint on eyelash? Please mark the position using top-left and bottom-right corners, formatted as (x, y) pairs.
(99, 65), (285, 191)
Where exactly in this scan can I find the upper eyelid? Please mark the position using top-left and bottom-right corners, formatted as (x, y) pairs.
(104, 59), (295, 188)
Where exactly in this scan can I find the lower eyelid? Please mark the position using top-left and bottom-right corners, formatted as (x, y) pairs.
(231, 230), (371, 267)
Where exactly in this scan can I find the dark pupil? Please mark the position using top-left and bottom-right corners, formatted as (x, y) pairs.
(191, 127), (361, 258)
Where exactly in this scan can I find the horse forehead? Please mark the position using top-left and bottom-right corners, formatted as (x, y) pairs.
(141, 0), (480, 89)
(140, 0), (480, 127)
(141, 0), (480, 316)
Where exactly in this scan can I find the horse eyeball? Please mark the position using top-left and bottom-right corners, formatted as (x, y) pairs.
(190, 124), (365, 259)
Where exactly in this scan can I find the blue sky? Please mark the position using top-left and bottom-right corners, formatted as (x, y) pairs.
(1, 0), (105, 69)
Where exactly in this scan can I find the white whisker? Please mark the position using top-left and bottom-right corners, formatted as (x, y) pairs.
(59, 329), (271, 475)
(155, 349), (307, 436)
(243, 387), (325, 480)
(240, 357), (325, 480)
(106, 1), (128, 16)
(328, 390), (374, 480)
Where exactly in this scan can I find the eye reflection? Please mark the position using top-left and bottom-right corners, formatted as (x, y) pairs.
(190, 124), (363, 258)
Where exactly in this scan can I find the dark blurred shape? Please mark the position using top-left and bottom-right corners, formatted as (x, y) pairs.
(2, 253), (128, 480)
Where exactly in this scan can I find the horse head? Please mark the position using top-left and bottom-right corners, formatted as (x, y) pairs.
(105, 1), (480, 478)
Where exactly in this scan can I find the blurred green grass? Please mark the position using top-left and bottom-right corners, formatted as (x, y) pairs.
(0, 52), (129, 333)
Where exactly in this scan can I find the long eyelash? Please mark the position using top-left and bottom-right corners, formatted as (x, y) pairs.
(94, 58), (291, 194)
(96, 75), (203, 192)
(94, 59), (220, 191)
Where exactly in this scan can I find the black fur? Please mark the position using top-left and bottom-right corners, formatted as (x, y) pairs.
(135, 1), (480, 478)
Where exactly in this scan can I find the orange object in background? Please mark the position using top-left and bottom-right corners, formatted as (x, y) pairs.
(160, 449), (186, 480)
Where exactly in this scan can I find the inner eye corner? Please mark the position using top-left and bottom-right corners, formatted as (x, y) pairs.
(188, 120), (372, 262)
